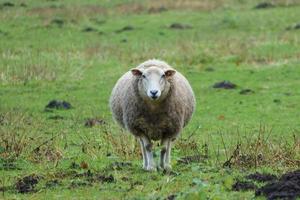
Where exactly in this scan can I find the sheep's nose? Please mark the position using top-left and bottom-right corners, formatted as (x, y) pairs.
(150, 90), (158, 96)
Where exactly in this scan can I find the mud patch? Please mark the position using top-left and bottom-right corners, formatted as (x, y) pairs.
(15, 174), (41, 193)
(232, 180), (257, 191)
(177, 155), (207, 164)
(213, 81), (237, 89)
(254, 2), (274, 9)
(169, 23), (192, 30)
(85, 118), (106, 127)
(115, 25), (134, 33)
(45, 100), (72, 110)
(256, 170), (300, 200)
(246, 172), (277, 182)
(239, 89), (254, 95)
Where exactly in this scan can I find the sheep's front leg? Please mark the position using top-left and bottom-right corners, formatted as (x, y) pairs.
(160, 138), (172, 172)
(140, 136), (156, 171)
(139, 138), (148, 169)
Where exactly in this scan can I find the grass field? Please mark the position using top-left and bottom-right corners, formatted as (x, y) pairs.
(1, 0), (300, 199)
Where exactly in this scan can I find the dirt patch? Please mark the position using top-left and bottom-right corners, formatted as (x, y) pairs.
(254, 2), (274, 9)
(15, 174), (41, 193)
(85, 118), (106, 127)
(213, 81), (237, 89)
(45, 100), (72, 110)
(256, 170), (300, 200)
(232, 180), (257, 191)
(246, 172), (277, 182)
(239, 89), (254, 95)
(169, 23), (192, 30)
(178, 155), (207, 164)
(115, 26), (134, 33)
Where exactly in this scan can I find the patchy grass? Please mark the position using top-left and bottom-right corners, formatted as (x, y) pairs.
(1, 0), (300, 199)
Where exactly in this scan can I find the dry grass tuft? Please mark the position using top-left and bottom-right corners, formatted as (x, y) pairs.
(222, 126), (300, 169)
(0, 111), (63, 165)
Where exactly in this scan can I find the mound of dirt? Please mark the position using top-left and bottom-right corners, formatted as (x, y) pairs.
(45, 100), (72, 110)
(254, 2), (274, 9)
(232, 180), (257, 191)
(246, 172), (277, 182)
(15, 174), (41, 193)
(256, 170), (300, 200)
(213, 81), (237, 89)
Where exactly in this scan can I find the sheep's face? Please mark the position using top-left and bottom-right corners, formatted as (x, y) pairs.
(131, 66), (176, 102)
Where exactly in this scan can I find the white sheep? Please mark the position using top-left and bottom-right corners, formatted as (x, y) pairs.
(109, 59), (196, 171)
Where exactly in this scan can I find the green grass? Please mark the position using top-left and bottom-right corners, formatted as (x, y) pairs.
(1, 0), (300, 199)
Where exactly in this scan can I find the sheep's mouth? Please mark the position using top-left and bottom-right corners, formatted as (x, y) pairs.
(150, 95), (159, 100)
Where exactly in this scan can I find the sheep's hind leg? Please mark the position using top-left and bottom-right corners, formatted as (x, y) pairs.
(140, 136), (156, 171)
(139, 138), (148, 169)
(160, 138), (172, 172)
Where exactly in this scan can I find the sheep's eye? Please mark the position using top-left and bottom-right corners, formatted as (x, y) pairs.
(162, 74), (166, 78)
(142, 75), (146, 78)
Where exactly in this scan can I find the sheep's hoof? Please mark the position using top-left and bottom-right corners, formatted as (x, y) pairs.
(144, 165), (157, 172)
(163, 164), (172, 173)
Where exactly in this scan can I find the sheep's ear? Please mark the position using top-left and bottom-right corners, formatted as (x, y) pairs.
(165, 69), (176, 77)
(131, 68), (142, 76)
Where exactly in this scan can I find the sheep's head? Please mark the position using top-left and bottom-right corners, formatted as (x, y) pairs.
(131, 66), (176, 102)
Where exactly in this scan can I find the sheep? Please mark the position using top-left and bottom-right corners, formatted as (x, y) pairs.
(109, 59), (196, 171)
